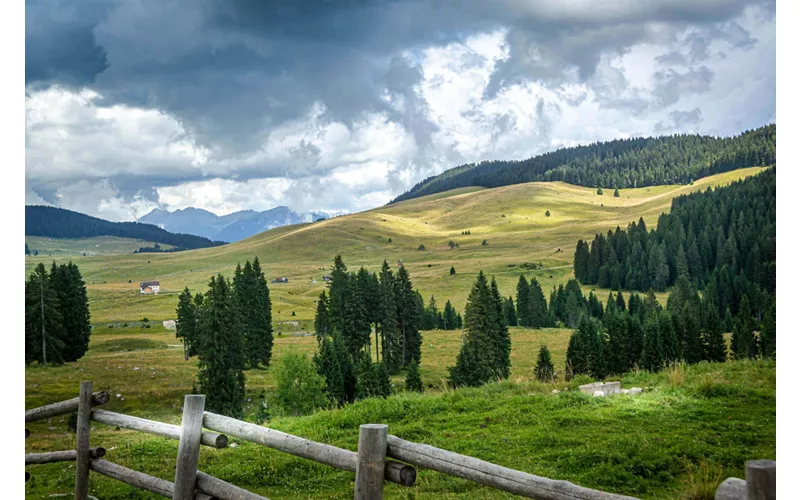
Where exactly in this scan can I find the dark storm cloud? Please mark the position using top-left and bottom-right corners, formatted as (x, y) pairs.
(26, 0), (774, 156)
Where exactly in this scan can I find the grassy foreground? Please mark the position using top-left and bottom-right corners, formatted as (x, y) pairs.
(25, 318), (774, 499)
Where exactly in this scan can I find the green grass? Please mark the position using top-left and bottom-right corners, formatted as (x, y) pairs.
(24, 167), (774, 498)
(24, 167), (766, 326)
(25, 355), (775, 499)
(26, 236), (175, 257)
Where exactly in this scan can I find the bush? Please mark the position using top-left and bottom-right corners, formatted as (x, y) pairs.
(356, 361), (393, 399)
(481, 239), (488, 246)
(388, 238), (392, 243)
(274, 352), (328, 416)
(613, 188), (620, 197)
(418, 244), (426, 251)
(545, 210), (551, 217)
(450, 266), (456, 275)
(596, 187), (603, 195)
(405, 360), (423, 392)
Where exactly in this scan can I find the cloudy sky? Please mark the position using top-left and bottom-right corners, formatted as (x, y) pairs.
(24, 0), (776, 221)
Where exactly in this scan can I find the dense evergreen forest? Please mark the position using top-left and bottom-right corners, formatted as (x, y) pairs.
(573, 168), (776, 320)
(391, 124), (775, 203)
(25, 262), (92, 366)
(25, 206), (224, 250)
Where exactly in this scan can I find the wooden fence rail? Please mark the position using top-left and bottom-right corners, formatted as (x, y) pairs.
(24, 381), (776, 500)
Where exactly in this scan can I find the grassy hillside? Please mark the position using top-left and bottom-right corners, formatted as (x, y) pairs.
(25, 236), (176, 257)
(24, 318), (775, 499)
(23, 167), (766, 326)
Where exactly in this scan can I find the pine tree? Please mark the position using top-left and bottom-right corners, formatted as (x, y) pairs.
(176, 287), (199, 360)
(395, 265), (422, 367)
(731, 294), (757, 359)
(356, 356), (393, 400)
(405, 359), (423, 392)
(50, 262), (91, 362)
(314, 291), (331, 343)
(534, 344), (555, 382)
(196, 275), (246, 417)
(251, 257), (274, 368)
(701, 294), (726, 362)
(504, 296), (517, 326)
(573, 240), (590, 282)
(314, 336), (345, 405)
(450, 266), (456, 275)
(448, 272), (496, 387)
(761, 299), (776, 359)
(378, 261), (401, 370)
(528, 278), (550, 328)
(25, 263), (64, 366)
(565, 316), (604, 378)
(489, 277), (512, 380)
(515, 275), (531, 326)
(614, 188), (620, 197)
(641, 315), (664, 372)
(443, 300), (458, 331)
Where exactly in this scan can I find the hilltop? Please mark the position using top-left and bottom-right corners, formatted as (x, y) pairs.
(24, 166), (767, 325)
(391, 124), (775, 204)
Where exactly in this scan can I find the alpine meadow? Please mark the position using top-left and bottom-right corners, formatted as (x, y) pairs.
(23, 3), (778, 500)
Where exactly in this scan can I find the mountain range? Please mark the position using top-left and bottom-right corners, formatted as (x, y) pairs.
(138, 206), (340, 242)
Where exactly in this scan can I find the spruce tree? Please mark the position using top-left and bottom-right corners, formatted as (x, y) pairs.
(534, 344), (555, 382)
(761, 299), (776, 359)
(489, 277), (512, 380)
(450, 266), (456, 275)
(314, 336), (345, 405)
(515, 275), (531, 326)
(378, 261), (401, 370)
(702, 295), (727, 362)
(395, 265), (421, 367)
(731, 294), (757, 359)
(641, 315), (664, 372)
(25, 263), (64, 366)
(614, 188), (620, 197)
(176, 287), (199, 360)
(448, 271), (495, 387)
(356, 357), (393, 399)
(528, 278), (550, 328)
(251, 257), (274, 368)
(314, 291), (331, 343)
(50, 262), (91, 362)
(196, 275), (246, 417)
(405, 359), (423, 392)
(443, 300), (458, 331)
(504, 296), (518, 326)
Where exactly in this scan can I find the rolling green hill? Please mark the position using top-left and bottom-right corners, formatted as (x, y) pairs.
(24, 167), (767, 326)
(25, 235), (177, 257)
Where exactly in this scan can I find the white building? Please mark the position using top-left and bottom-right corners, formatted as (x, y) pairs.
(140, 281), (160, 294)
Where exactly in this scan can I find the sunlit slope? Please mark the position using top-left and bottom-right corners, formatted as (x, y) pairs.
(25, 167), (767, 324)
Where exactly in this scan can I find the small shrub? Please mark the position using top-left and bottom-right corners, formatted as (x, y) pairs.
(448, 241), (459, 249)
(66, 413), (78, 433)
(274, 352), (328, 416)
(291, 311), (296, 316)
(388, 238), (392, 243)
(613, 188), (620, 197)
(142, 317), (149, 323)
(450, 266), (456, 275)
(481, 239), (488, 246)
(405, 360), (424, 392)
(596, 187), (603, 195)
(418, 244), (426, 251)
(545, 210), (551, 217)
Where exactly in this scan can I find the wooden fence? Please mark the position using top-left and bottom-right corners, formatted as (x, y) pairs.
(25, 380), (775, 500)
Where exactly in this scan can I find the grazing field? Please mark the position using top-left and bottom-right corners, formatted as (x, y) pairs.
(24, 167), (766, 326)
(24, 320), (775, 499)
(25, 236), (175, 257)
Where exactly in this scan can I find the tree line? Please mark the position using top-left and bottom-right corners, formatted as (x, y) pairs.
(25, 205), (225, 250)
(174, 257), (273, 417)
(25, 262), (91, 366)
(419, 295), (462, 331)
(313, 256), (426, 406)
(391, 124), (775, 203)
(573, 168), (775, 323)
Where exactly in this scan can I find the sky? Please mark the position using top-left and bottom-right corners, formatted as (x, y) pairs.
(24, 0), (776, 221)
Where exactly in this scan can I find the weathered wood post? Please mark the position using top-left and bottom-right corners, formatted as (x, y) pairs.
(74, 381), (93, 500)
(354, 424), (388, 500)
(745, 460), (775, 500)
(173, 395), (205, 500)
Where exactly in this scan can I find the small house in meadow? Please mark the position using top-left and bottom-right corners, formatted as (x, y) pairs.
(272, 277), (289, 284)
(140, 281), (160, 294)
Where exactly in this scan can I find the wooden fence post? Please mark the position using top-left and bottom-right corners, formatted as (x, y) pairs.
(173, 395), (205, 500)
(354, 424), (388, 500)
(74, 381), (93, 500)
(746, 460), (775, 500)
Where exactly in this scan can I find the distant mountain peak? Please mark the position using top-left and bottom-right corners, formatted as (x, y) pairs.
(136, 206), (334, 242)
